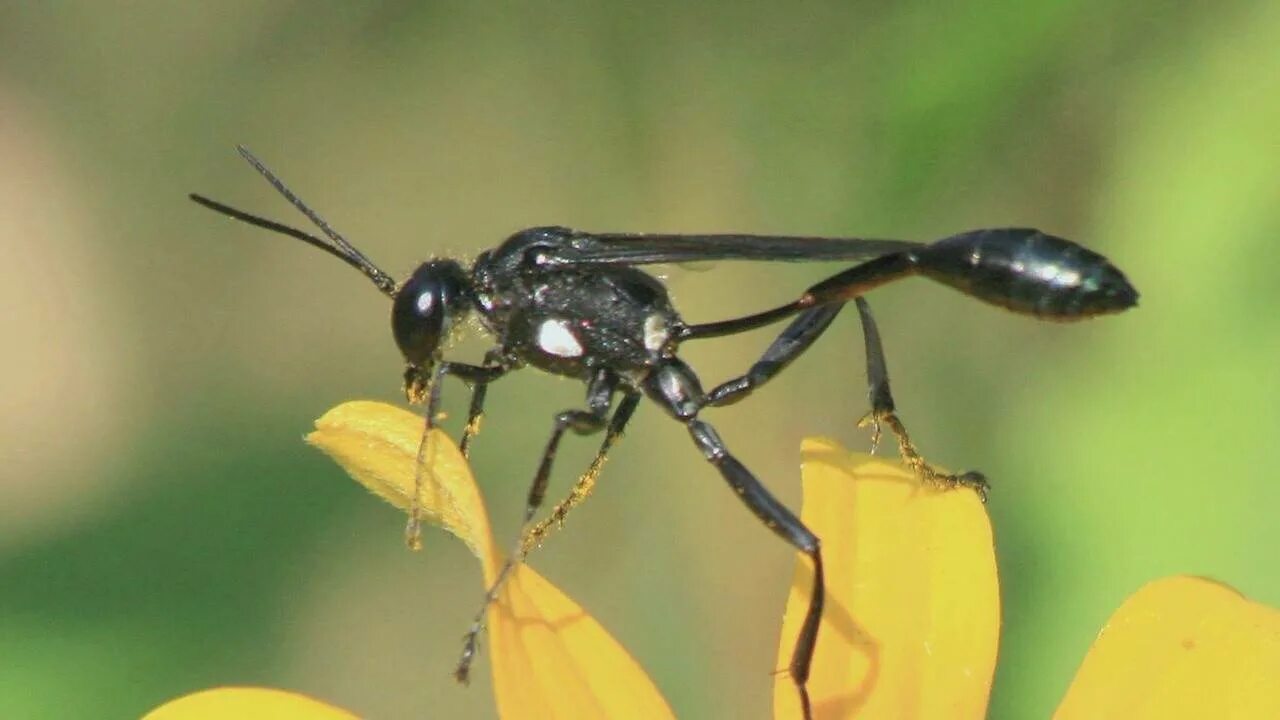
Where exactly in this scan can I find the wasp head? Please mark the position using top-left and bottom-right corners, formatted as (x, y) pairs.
(392, 260), (472, 400)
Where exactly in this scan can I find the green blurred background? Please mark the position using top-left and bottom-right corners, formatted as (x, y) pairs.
(2, 2), (1277, 718)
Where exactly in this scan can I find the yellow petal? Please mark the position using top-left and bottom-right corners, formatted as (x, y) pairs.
(307, 400), (498, 575)
(142, 687), (358, 720)
(308, 401), (675, 720)
(1055, 575), (1280, 719)
(488, 561), (676, 719)
(774, 438), (1000, 720)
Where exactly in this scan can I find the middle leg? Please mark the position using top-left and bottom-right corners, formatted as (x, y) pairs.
(454, 368), (618, 683)
(521, 389), (642, 556)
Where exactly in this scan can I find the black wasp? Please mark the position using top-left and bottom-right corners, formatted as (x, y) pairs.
(192, 146), (1137, 719)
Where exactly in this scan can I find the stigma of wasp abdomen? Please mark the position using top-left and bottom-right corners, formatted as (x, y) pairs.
(913, 228), (1139, 320)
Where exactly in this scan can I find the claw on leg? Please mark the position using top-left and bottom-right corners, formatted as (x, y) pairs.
(454, 629), (480, 685)
(856, 411), (883, 455)
(860, 409), (990, 502)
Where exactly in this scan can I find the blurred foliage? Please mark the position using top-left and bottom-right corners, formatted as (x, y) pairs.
(1, 2), (1277, 718)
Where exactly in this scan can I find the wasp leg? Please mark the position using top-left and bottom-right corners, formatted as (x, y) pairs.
(705, 304), (843, 407)
(688, 418), (824, 720)
(404, 363), (447, 550)
(404, 359), (511, 550)
(522, 390), (641, 556)
(680, 252), (916, 340)
(642, 357), (823, 718)
(454, 351), (512, 458)
(457, 381), (489, 458)
(454, 369), (617, 684)
(854, 297), (988, 500)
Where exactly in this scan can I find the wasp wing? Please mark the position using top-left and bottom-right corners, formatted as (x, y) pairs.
(542, 232), (924, 266)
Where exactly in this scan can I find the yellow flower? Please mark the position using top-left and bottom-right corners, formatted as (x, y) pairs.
(146, 401), (1280, 719)
(144, 687), (359, 720)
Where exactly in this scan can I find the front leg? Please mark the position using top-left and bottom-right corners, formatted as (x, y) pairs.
(452, 349), (515, 458)
(403, 355), (511, 549)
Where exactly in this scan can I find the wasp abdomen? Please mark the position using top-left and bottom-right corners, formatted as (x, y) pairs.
(911, 228), (1138, 319)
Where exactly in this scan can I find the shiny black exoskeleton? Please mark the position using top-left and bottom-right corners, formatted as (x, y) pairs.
(192, 147), (1138, 720)
(469, 227), (683, 380)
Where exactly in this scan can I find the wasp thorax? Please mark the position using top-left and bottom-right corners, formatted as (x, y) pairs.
(391, 260), (471, 370)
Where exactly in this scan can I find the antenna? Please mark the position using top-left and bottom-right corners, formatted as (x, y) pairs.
(189, 146), (398, 297)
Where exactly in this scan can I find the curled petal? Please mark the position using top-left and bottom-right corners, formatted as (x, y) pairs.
(1055, 575), (1280, 719)
(142, 687), (358, 720)
(309, 401), (674, 720)
(774, 438), (1000, 720)
(308, 400), (497, 572)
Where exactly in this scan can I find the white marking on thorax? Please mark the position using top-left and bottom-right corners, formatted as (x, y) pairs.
(536, 318), (584, 358)
(643, 314), (669, 352)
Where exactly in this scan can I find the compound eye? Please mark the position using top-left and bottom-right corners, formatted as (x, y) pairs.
(391, 261), (468, 368)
